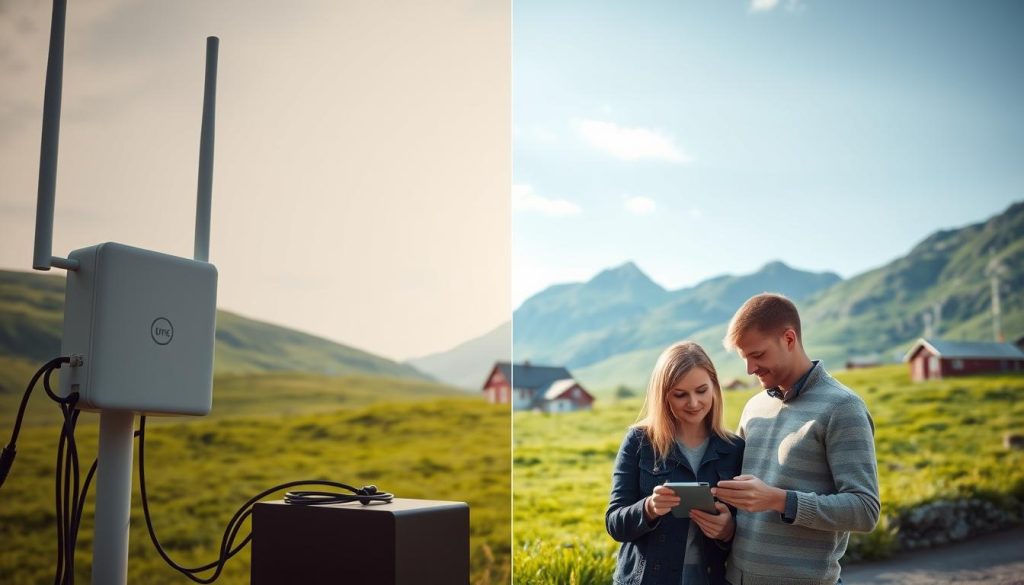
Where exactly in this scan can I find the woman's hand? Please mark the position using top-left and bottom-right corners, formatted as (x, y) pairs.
(689, 502), (735, 541)
(643, 485), (681, 521)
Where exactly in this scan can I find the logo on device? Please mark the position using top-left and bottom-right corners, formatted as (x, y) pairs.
(151, 317), (174, 345)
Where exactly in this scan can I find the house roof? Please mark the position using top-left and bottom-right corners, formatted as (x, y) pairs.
(904, 338), (1024, 362)
(541, 378), (579, 401)
(495, 361), (574, 390)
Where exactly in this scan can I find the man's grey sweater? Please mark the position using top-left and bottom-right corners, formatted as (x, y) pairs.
(727, 363), (880, 585)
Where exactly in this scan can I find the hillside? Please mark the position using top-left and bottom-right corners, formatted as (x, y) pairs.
(519, 201), (1024, 392)
(0, 269), (430, 395)
(408, 320), (511, 390)
(801, 201), (1024, 361)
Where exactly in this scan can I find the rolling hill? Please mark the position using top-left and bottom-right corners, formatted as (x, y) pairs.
(0, 269), (432, 395)
(407, 320), (511, 390)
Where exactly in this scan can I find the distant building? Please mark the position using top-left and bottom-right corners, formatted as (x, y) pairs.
(903, 338), (1024, 382)
(845, 355), (883, 370)
(482, 361), (595, 412)
(722, 378), (749, 390)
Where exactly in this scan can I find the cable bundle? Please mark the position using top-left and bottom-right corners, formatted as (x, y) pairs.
(1, 356), (95, 585)
(2, 357), (396, 584)
(137, 416), (394, 583)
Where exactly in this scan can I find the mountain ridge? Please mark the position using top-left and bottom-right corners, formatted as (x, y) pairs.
(516, 201), (1024, 393)
(0, 268), (431, 391)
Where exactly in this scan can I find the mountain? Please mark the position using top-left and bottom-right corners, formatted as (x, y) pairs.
(800, 200), (1024, 362)
(0, 268), (431, 394)
(513, 260), (840, 372)
(406, 321), (510, 390)
(559, 201), (1024, 393)
(512, 262), (667, 367)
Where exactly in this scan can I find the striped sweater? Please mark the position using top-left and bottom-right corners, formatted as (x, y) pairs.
(727, 364), (880, 585)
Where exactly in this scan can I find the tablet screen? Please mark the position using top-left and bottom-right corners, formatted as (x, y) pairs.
(663, 482), (717, 518)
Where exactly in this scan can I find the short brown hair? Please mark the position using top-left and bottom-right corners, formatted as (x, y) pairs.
(723, 293), (802, 350)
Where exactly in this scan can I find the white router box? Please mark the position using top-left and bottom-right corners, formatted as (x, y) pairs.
(59, 242), (218, 416)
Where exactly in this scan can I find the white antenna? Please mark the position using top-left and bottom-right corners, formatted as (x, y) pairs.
(30, 2), (221, 582)
(194, 36), (218, 263)
(32, 0), (77, 272)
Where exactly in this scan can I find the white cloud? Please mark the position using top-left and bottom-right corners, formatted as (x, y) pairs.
(512, 184), (581, 216)
(624, 195), (656, 215)
(749, 0), (780, 12)
(576, 119), (692, 164)
(689, 208), (704, 219)
(749, 0), (807, 13)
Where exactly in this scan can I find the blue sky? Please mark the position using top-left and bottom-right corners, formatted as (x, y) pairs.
(512, 0), (1024, 308)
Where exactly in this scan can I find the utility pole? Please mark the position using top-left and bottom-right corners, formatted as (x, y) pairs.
(987, 257), (1006, 343)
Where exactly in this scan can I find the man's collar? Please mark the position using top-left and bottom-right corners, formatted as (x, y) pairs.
(766, 360), (820, 402)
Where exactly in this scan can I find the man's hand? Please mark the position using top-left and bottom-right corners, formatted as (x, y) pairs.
(690, 502), (734, 541)
(712, 474), (787, 513)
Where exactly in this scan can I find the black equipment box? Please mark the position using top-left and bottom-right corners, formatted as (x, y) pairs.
(251, 498), (469, 585)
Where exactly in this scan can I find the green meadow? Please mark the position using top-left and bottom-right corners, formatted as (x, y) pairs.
(0, 382), (510, 584)
(513, 365), (1024, 584)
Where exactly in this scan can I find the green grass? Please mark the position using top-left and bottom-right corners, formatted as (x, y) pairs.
(512, 365), (1024, 584)
(0, 368), (465, 428)
(0, 397), (510, 584)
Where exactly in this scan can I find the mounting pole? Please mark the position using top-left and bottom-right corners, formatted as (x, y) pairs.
(33, 0), (77, 272)
(91, 411), (136, 585)
(194, 36), (218, 263)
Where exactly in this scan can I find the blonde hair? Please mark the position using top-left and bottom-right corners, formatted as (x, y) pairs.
(723, 292), (802, 350)
(635, 341), (735, 461)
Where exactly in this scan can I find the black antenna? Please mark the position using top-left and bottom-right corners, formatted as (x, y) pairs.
(194, 36), (218, 263)
(33, 0), (77, 271)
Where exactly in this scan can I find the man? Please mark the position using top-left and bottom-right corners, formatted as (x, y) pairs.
(711, 293), (879, 585)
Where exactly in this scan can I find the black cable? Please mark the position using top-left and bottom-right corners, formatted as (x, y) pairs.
(0, 356), (69, 490)
(137, 415), (394, 583)
(58, 403), (81, 585)
(0, 356), (91, 585)
(4, 358), (396, 584)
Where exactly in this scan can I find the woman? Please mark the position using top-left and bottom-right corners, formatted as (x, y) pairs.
(606, 341), (744, 585)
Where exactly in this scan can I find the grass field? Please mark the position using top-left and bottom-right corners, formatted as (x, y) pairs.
(0, 391), (510, 584)
(512, 365), (1024, 584)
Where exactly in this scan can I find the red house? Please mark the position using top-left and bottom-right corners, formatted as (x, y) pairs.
(481, 361), (595, 412)
(903, 338), (1024, 382)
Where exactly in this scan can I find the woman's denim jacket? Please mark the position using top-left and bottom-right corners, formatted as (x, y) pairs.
(606, 426), (745, 585)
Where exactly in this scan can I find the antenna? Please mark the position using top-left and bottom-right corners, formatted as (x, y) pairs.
(32, 0), (77, 272)
(28, 1), (222, 578)
(194, 37), (218, 263)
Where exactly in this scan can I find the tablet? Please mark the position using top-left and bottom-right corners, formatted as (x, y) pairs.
(663, 482), (718, 518)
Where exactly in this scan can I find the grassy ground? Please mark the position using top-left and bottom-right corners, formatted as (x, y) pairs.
(0, 395), (510, 584)
(512, 365), (1024, 584)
